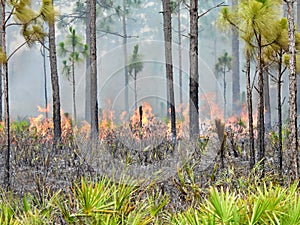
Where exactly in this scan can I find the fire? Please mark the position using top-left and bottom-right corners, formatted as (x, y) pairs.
(200, 93), (224, 121)
(226, 104), (258, 128)
(128, 102), (157, 139)
(28, 105), (75, 143)
(37, 104), (50, 113)
(8, 98), (261, 145)
(99, 100), (115, 139)
(29, 113), (53, 143)
(130, 102), (154, 126)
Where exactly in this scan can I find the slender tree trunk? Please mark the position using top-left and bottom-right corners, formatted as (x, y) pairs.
(264, 69), (271, 130)
(286, 0), (299, 181)
(297, 1), (300, 27)
(49, 0), (62, 146)
(178, 0), (183, 110)
(0, 1), (2, 122)
(85, 1), (91, 123)
(122, 0), (129, 113)
(223, 69), (226, 119)
(0, 63), (2, 122)
(231, 0), (240, 115)
(72, 46), (77, 124)
(42, 45), (48, 119)
(1, 0), (9, 190)
(189, 0), (199, 138)
(162, 0), (176, 141)
(90, 0), (99, 141)
(296, 0), (300, 112)
(246, 52), (255, 170)
(257, 36), (265, 175)
(134, 72), (137, 110)
(277, 51), (283, 175)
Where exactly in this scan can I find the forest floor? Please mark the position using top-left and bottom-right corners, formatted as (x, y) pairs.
(0, 118), (298, 224)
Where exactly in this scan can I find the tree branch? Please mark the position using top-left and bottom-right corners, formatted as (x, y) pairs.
(6, 41), (28, 62)
(97, 29), (138, 38)
(198, 2), (227, 19)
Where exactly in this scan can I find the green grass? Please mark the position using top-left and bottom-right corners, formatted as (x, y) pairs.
(0, 176), (299, 224)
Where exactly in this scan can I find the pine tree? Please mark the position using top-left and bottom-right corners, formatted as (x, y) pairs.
(215, 52), (232, 119)
(58, 27), (88, 124)
(0, 0), (55, 190)
(189, 0), (199, 138)
(128, 44), (143, 111)
(285, 0), (299, 181)
(162, 0), (176, 141)
(89, 0), (98, 141)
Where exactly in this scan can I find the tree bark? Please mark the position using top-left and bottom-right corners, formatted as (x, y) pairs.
(42, 45), (48, 119)
(296, 0), (300, 112)
(277, 51), (283, 175)
(122, 0), (129, 113)
(1, 0), (10, 190)
(189, 0), (199, 138)
(257, 35), (265, 174)
(263, 69), (271, 130)
(72, 45), (77, 124)
(162, 0), (176, 141)
(246, 52), (255, 170)
(49, 3), (62, 146)
(178, 0), (183, 110)
(85, 0), (91, 123)
(90, 0), (99, 141)
(223, 68), (227, 119)
(286, 0), (299, 181)
(134, 71), (137, 110)
(231, 0), (240, 115)
(0, 0), (2, 122)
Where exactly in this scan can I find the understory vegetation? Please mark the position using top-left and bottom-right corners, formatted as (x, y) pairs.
(0, 114), (299, 225)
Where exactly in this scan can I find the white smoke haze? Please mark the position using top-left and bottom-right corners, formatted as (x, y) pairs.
(4, 0), (291, 125)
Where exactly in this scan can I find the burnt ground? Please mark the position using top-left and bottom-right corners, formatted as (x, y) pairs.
(0, 120), (293, 211)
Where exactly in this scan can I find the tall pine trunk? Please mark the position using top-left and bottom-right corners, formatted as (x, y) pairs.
(257, 35), (265, 175)
(263, 69), (271, 130)
(0, 1), (2, 122)
(49, 1), (62, 146)
(85, 1), (91, 123)
(90, 0), (99, 141)
(277, 51), (283, 175)
(246, 51), (255, 170)
(42, 45), (48, 119)
(72, 45), (77, 124)
(178, 0), (183, 109)
(286, 0), (299, 181)
(123, 0), (129, 113)
(296, 0), (300, 112)
(1, 0), (10, 190)
(189, 0), (199, 138)
(162, 0), (176, 141)
(134, 72), (137, 110)
(223, 68), (227, 119)
(231, 0), (240, 115)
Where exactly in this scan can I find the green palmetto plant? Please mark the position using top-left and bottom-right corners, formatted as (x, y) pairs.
(249, 182), (299, 225)
(73, 177), (115, 216)
(281, 190), (300, 224)
(202, 187), (240, 225)
(14, 191), (60, 225)
(58, 26), (88, 124)
(147, 188), (169, 223)
(171, 208), (203, 225)
(0, 198), (15, 225)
